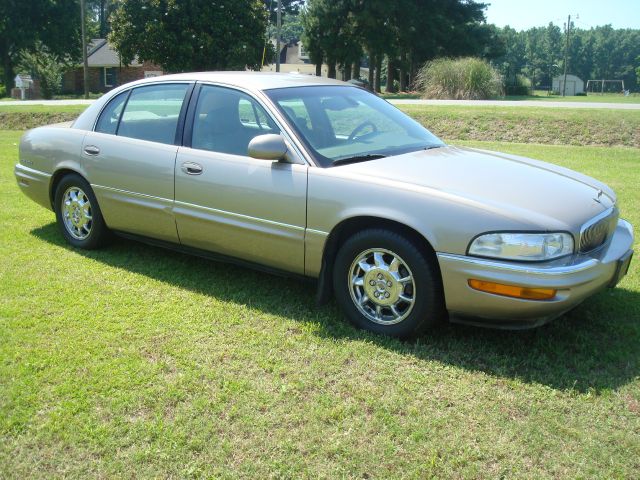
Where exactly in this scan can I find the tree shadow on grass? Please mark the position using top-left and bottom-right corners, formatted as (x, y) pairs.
(32, 223), (640, 394)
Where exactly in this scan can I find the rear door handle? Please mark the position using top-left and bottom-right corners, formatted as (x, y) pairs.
(181, 162), (203, 175)
(84, 145), (100, 156)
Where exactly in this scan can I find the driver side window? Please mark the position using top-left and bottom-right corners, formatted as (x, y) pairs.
(191, 85), (279, 156)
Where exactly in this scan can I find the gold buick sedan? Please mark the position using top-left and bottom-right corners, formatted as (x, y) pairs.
(15, 73), (634, 337)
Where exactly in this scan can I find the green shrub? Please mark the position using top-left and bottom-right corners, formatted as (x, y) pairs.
(17, 42), (67, 100)
(515, 74), (531, 88)
(505, 74), (532, 96)
(416, 57), (503, 100)
(576, 91), (587, 96)
(0, 84), (6, 98)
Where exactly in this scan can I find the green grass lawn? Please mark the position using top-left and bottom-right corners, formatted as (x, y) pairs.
(0, 104), (89, 113)
(1, 126), (639, 477)
(522, 91), (640, 104)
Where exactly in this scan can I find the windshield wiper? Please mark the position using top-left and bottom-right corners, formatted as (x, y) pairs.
(332, 154), (387, 167)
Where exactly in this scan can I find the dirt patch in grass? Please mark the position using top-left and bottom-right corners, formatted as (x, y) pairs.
(400, 105), (640, 148)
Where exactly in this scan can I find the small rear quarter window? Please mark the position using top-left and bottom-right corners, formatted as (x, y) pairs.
(95, 91), (129, 135)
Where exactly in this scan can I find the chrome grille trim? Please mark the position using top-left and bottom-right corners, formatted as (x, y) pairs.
(579, 207), (618, 253)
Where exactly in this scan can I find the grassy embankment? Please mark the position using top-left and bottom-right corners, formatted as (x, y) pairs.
(1, 103), (639, 148)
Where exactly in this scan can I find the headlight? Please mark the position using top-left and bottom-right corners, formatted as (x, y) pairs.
(468, 232), (574, 261)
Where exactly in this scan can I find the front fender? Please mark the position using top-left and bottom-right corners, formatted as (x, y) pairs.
(306, 168), (537, 263)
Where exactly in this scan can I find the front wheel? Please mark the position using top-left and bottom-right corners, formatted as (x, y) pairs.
(54, 174), (111, 249)
(333, 229), (445, 338)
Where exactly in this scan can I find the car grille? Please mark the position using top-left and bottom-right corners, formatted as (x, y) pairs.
(579, 208), (618, 253)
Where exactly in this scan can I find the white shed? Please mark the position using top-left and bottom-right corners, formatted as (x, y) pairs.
(552, 74), (584, 96)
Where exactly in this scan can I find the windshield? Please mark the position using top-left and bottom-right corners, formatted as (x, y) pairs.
(265, 85), (444, 167)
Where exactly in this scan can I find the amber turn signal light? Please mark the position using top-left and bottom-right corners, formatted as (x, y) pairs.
(468, 279), (557, 300)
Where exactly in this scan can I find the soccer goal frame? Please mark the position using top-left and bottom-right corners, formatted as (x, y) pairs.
(586, 79), (626, 94)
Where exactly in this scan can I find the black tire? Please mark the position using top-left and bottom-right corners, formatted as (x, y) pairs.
(333, 228), (445, 339)
(54, 173), (111, 249)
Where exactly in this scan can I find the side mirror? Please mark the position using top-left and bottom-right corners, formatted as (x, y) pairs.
(248, 134), (288, 161)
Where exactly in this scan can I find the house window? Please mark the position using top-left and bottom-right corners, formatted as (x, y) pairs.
(104, 67), (117, 88)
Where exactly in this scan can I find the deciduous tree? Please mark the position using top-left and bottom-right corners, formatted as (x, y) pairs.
(109, 0), (269, 72)
(302, 0), (490, 91)
(493, 24), (640, 91)
(0, 0), (80, 90)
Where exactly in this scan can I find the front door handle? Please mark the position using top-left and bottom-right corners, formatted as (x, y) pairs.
(84, 145), (100, 156)
(181, 162), (203, 175)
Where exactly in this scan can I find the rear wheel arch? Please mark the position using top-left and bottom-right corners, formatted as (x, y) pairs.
(50, 168), (86, 209)
(316, 216), (441, 304)
(53, 172), (111, 249)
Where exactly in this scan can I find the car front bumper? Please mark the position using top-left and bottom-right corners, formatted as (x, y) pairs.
(437, 219), (634, 329)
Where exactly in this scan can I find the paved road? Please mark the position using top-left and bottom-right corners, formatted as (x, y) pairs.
(1, 98), (639, 110)
(389, 99), (640, 109)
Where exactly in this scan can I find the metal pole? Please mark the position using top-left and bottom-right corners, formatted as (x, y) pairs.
(562, 14), (570, 97)
(80, 0), (89, 99)
(276, 0), (281, 72)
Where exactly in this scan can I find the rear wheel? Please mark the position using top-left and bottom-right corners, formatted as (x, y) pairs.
(54, 174), (111, 249)
(333, 229), (444, 338)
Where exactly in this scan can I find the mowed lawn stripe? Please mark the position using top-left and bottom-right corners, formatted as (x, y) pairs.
(1, 130), (639, 478)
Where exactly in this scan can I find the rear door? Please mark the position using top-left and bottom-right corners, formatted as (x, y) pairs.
(82, 82), (191, 242)
(174, 84), (307, 274)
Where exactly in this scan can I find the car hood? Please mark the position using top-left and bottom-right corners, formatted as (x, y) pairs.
(335, 146), (615, 230)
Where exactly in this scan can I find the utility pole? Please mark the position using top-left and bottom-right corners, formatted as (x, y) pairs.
(275, 0), (282, 72)
(562, 14), (570, 97)
(80, 0), (89, 99)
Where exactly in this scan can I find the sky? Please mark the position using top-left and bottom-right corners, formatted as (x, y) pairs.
(484, 0), (640, 30)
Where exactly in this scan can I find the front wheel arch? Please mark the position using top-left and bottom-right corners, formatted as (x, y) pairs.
(316, 216), (441, 305)
(332, 227), (446, 338)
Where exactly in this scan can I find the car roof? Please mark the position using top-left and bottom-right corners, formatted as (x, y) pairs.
(132, 71), (348, 91)
(71, 72), (353, 132)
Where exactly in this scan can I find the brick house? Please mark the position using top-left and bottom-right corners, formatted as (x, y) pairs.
(62, 39), (163, 94)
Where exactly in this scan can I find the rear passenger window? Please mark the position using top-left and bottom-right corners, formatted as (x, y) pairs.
(95, 91), (128, 134)
(117, 84), (189, 144)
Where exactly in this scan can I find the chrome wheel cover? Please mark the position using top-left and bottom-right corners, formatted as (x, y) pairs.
(61, 186), (93, 240)
(348, 248), (416, 325)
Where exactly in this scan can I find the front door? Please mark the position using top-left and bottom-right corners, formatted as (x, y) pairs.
(174, 84), (307, 274)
